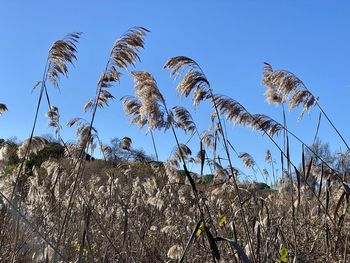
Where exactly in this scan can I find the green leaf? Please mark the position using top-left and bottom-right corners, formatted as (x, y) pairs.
(196, 223), (205, 237)
(280, 248), (288, 259)
(218, 214), (228, 228)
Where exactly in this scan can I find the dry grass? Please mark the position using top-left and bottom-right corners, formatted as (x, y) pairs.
(0, 27), (350, 263)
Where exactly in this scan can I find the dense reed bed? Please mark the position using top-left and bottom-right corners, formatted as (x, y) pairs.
(0, 27), (350, 263)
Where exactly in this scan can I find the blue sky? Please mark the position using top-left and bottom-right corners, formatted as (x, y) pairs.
(1, 0), (350, 180)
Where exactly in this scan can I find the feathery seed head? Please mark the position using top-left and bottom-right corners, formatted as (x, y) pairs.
(17, 137), (48, 159)
(262, 63), (317, 120)
(0, 103), (8, 115)
(164, 56), (210, 106)
(48, 32), (81, 88)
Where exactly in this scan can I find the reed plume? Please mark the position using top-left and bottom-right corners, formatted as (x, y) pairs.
(238, 152), (256, 169)
(213, 94), (252, 125)
(129, 71), (170, 130)
(84, 27), (148, 112)
(47, 32), (81, 88)
(0, 103), (8, 115)
(17, 136), (48, 159)
(265, 150), (272, 163)
(45, 106), (61, 135)
(169, 144), (192, 167)
(172, 106), (196, 134)
(263, 62), (350, 150)
(201, 131), (215, 148)
(66, 118), (97, 150)
(64, 143), (84, 159)
(262, 63), (316, 120)
(164, 56), (210, 106)
(249, 114), (283, 137)
(121, 137), (132, 151)
(121, 95), (147, 127)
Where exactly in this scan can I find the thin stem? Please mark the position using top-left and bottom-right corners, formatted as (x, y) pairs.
(208, 89), (256, 263)
(53, 52), (114, 260)
(176, 60), (256, 262)
(0, 190), (64, 260)
(238, 106), (337, 225)
(150, 130), (159, 161)
(315, 102), (350, 151)
(10, 59), (49, 202)
(313, 113), (322, 145)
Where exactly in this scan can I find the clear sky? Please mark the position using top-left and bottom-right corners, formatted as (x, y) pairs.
(1, 0), (350, 180)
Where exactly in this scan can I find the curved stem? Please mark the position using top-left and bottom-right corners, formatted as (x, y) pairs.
(297, 77), (349, 152)
(182, 60), (256, 262)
